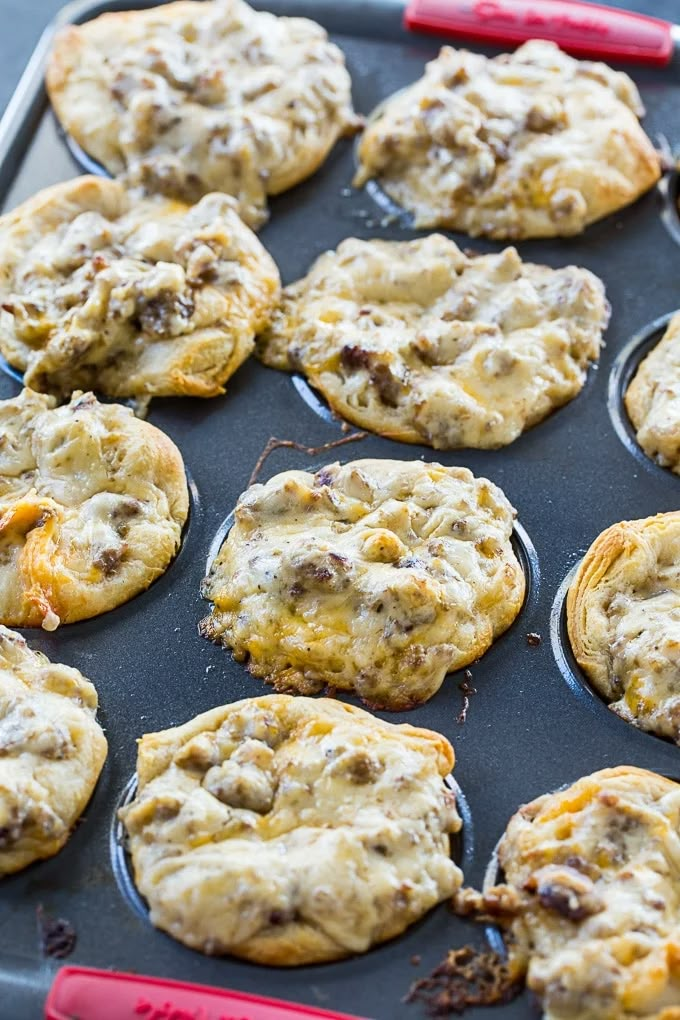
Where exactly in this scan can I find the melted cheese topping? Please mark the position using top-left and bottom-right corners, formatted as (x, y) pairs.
(354, 40), (660, 239)
(120, 694), (461, 964)
(625, 313), (680, 474)
(46, 0), (358, 227)
(200, 458), (524, 709)
(0, 388), (188, 630)
(257, 235), (608, 449)
(0, 626), (107, 876)
(476, 767), (680, 1020)
(567, 512), (680, 743)
(0, 177), (280, 399)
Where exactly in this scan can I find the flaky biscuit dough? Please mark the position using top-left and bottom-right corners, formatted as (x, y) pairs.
(471, 767), (680, 1020)
(46, 0), (358, 228)
(0, 388), (188, 630)
(567, 512), (680, 743)
(625, 313), (680, 474)
(0, 626), (107, 876)
(257, 235), (608, 449)
(200, 459), (524, 709)
(354, 40), (660, 240)
(120, 694), (461, 964)
(0, 177), (280, 399)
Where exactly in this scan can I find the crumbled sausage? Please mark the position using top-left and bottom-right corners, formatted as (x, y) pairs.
(203, 759), (275, 813)
(526, 865), (603, 921)
(93, 546), (125, 576)
(332, 750), (383, 784)
(135, 289), (195, 336)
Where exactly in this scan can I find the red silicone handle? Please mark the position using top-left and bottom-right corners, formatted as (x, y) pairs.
(404, 0), (674, 66)
(45, 967), (369, 1020)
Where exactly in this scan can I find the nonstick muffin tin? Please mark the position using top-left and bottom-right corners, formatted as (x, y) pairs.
(1, 0), (680, 1016)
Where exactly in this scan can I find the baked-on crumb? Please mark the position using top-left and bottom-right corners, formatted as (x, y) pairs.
(469, 767), (680, 1020)
(625, 312), (680, 475)
(354, 41), (660, 239)
(37, 907), (77, 959)
(567, 511), (680, 742)
(257, 235), (608, 449)
(0, 627), (107, 876)
(246, 431), (366, 487)
(406, 946), (520, 1016)
(456, 672), (476, 726)
(0, 388), (188, 629)
(120, 694), (462, 964)
(46, 0), (359, 227)
(200, 458), (525, 710)
(0, 176), (280, 399)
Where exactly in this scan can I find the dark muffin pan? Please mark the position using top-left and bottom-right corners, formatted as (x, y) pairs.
(1, 1), (680, 1016)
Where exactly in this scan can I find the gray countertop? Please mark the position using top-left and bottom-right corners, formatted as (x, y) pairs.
(0, 0), (678, 117)
(1, 0), (62, 112)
